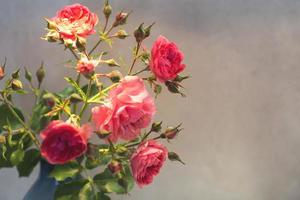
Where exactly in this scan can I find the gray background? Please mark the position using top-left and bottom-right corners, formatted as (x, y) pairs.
(1, 0), (300, 199)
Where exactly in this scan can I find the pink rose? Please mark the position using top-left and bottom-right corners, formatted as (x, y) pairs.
(92, 76), (155, 142)
(76, 57), (98, 77)
(150, 36), (186, 82)
(130, 140), (168, 187)
(40, 120), (91, 164)
(51, 4), (98, 41)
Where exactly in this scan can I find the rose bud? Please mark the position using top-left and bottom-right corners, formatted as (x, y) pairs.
(115, 30), (128, 39)
(134, 23), (146, 43)
(11, 79), (23, 90)
(130, 140), (168, 187)
(151, 121), (163, 133)
(76, 57), (98, 78)
(150, 36), (186, 82)
(107, 70), (122, 83)
(108, 160), (122, 174)
(103, 0), (112, 19)
(42, 93), (56, 107)
(41, 120), (92, 164)
(113, 12), (130, 27)
(24, 68), (32, 82)
(161, 124), (182, 140)
(0, 66), (4, 80)
(36, 63), (45, 87)
(168, 152), (185, 165)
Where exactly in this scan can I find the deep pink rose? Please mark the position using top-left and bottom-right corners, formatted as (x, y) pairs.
(76, 57), (98, 77)
(41, 120), (91, 164)
(51, 4), (98, 41)
(92, 76), (156, 142)
(130, 140), (168, 187)
(150, 36), (186, 82)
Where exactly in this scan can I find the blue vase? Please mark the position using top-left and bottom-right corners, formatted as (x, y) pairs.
(23, 160), (57, 200)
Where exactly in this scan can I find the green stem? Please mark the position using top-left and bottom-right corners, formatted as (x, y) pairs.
(79, 78), (92, 118)
(68, 48), (80, 60)
(88, 26), (114, 56)
(128, 42), (141, 75)
(72, 74), (81, 114)
(3, 98), (40, 148)
(132, 66), (149, 76)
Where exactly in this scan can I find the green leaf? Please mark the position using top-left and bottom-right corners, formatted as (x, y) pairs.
(30, 103), (51, 132)
(96, 192), (110, 200)
(0, 104), (25, 133)
(17, 149), (40, 177)
(57, 87), (75, 99)
(54, 179), (89, 200)
(49, 161), (81, 181)
(10, 149), (24, 166)
(93, 166), (134, 194)
(78, 181), (96, 200)
(65, 77), (86, 100)
(82, 83), (99, 97)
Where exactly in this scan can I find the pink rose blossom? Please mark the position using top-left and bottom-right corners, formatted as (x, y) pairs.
(51, 4), (98, 41)
(40, 120), (91, 164)
(92, 76), (155, 142)
(150, 36), (186, 82)
(130, 140), (168, 187)
(76, 57), (98, 77)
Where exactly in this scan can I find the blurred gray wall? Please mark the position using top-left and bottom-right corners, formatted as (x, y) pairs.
(1, 0), (300, 199)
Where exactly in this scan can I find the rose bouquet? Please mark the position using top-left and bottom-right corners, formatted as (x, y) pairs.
(0, 1), (188, 199)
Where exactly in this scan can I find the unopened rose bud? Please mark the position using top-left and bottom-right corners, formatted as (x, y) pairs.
(165, 81), (185, 97)
(161, 124), (182, 140)
(0, 66), (4, 80)
(113, 12), (130, 27)
(174, 75), (189, 83)
(134, 23), (145, 43)
(108, 70), (122, 83)
(115, 30), (128, 39)
(144, 22), (155, 38)
(24, 68), (32, 82)
(11, 79), (23, 90)
(103, 0), (112, 19)
(11, 69), (20, 79)
(108, 160), (122, 174)
(42, 93), (56, 107)
(69, 93), (83, 103)
(95, 130), (111, 139)
(151, 121), (163, 133)
(36, 62), (45, 87)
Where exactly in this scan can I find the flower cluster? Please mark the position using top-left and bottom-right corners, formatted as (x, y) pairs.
(0, 1), (188, 199)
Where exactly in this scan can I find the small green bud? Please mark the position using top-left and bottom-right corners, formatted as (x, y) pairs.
(11, 69), (20, 79)
(108, 70), (122, 83)
(24, 68), (32, 82)
(36, 62), (45, 87)
(161, 124), (183, 140)
(42, 93), (56, 107)
(151, 121), (163, 132)
(104, 59), (120, 67)
(165, 81), (185, 97)
(115, 30), (128, 39)
(134, 23), (145, 43)
(144, 22), (155, 38)
(103, 0), (112, 19)
(11, 79), (23, 90)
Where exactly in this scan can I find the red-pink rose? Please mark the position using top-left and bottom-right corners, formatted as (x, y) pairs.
(51, 4), (98, 41)
(92, 76), (156, 142)
(40, 120), (91, 164)
(150, 36), (186, 82)
(130, 140), (168, 187)
(76, 57), (98, 77)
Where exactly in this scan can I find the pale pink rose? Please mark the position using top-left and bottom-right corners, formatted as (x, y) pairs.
(50, 4), (98, 41)
(92, 76), (155, 142)
(76, 57), (98, 77)
(130, 140), (168, 187)
(150, 36), (186, 82)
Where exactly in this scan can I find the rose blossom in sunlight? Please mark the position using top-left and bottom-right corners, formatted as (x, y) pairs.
(41, 120), (91, 164)
(92, 76), (156, 142)
(130, 140), (168, 187)
(49, 3), (98, 41)
(150, 36), (186, 82)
